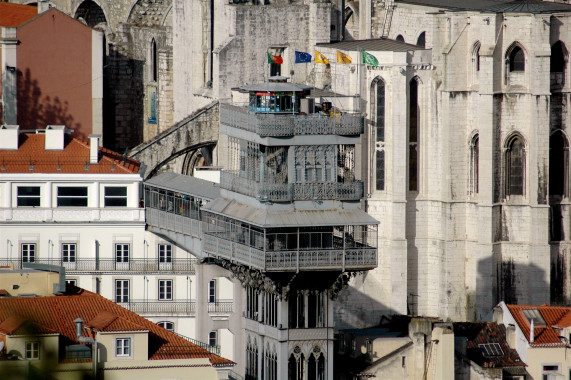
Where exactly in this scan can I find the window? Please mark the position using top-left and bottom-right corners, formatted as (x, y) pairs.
(157, 321), (174, 332)
(509, 46), (525, 72)
(115, 280), (129, 303)
(338, 332), (345, 353)
(150, 38), (158, 82)
(543, 364), (560, 380)
(505, 135), (525, 197)
(62, 243), (77, 262)
(288, 292), (305, 328)
(264, 345), (278, 380)
(66, 279), (77, 286)
(416, 32), (426, 48)
(115, 244), (130, 263)
(17, 186), (40, 207)
(57, 187), (88, 207)
(550, 131), (568, 198)
(104, 187), (127, 207)
(158, 244), (172, 263)
(478, 343), (504, 356)
(409, 78), (419, 191)
(371, 77), (385, 191)
(308, 292), (326, 328)
(21, 243), (36, 263)
(209, 330), (218, 347)
(474, 42), (481, 72)
(268, 47), (284, 77)
(522, 309), (546, 326)
(25, 342), (40, 359)
(246, 337), (259, 380)
(470, 134), (479, 195)
(115, 338), (131, 357)
(209, 279), (217, 303)
(551, 41), (566, 73)
(396, 35), (405, 43)
(246, 286), (259, 320)
(158, 279), (173, 300)
(288, 352), (304, 380)
(264, 292), (278, 327)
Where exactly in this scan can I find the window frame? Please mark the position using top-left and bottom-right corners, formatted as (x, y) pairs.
(17, 186), (41, 207)
(209, 330), (218, 347)
(157, 321), (174, 332)
(158, 243), (172, 263)
(115, 243), (130, 263)
(209, 279), (217, 303)
(66, 279), (77, 286)
(158, 279), (173, 301)
(504, 134), (526, 198)
(57, 186), (88, 207)
(21, 243), (36, 263)
(115, 279), (130, 303)
(62, 243), (77, 263)
(104, 186), (128, 207)
(25, 341), (40, 360)
(115, 337), (132, 358)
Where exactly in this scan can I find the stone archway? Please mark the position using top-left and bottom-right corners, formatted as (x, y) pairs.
(74, 0), (107, 28)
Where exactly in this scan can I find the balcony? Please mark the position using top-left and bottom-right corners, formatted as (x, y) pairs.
(208, 300), (234, 313)
(118, 300), (195, 314)
(202, 234), (377, 272)
(0, 207), (145, 222)
(0, 258), (196, 274)
(220, 104), (364, 137)
(220, 171), (364, 201)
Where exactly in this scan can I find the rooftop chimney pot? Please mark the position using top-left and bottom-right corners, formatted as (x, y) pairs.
(89, 135), (100, 164)
(0, 125), (20, 150)
(45, 125), (65, 151)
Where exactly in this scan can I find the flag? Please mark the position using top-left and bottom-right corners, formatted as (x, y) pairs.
(337, 50), (352, 64)
(315, 50), (329, 64)
(267, 53), (283, 64)
(295, 51), (312, 63)
(362, 51), (379, 67)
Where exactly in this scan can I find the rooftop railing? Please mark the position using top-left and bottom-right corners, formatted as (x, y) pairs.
(0, 258), (196, 274)
(175, 333), (221, 356)
(220, 171), (364, 201)
(220, 103), (364, 137)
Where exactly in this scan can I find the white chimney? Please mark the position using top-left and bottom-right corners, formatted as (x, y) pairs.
(45, 125), (65, 150)
(37, 0), (51, 14)
(89, 135), (100, 164)
(530, 319), (535, 343)
(0, 125), (20, 150)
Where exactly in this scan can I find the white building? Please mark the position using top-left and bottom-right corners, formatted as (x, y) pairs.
(0, 126), (228, 356)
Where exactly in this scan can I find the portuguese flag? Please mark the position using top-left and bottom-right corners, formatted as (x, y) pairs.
(267, 53), (283, 64)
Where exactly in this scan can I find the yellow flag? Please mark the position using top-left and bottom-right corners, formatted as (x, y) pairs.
(315, 50), (329, 64)
(337, 50), (352, 64)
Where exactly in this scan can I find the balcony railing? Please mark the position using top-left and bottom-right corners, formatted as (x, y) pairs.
(118, 300), (196, 314)
(220, 104), (364, 137)
(0, 258), (196, 274)
(146, 208), (202, 237)
(221, 171), (364, 201)
(203, 234), (377, 272)
(208, 300), (234, 313)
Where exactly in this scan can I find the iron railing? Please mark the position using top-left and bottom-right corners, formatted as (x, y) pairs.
(202, 234), (377, 272)
(0, 258), (196, 274)
(118, 300), (196, 314)
(220, 171), (364, 201)
(220, 103), (364, 136)
(175, 332), (221, 356)
(208, 300), (234, 313)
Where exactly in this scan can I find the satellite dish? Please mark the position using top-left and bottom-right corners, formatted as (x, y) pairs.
(0, 341), (5, 352)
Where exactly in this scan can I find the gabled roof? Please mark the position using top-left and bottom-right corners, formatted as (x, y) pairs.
(0, 286), (233, 366)
(0, 133), (140, 174)
(317, 38), (425, 52)
(453, 322), (524, 369)
(0, 3), (38, 28)
(506, 304), (571, 347)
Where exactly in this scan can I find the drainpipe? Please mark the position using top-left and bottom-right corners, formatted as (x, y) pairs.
(74, 318), (98, 378)
(530, 319), (535, 343)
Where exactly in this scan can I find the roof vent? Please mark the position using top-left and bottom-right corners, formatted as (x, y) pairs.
(89, 135), (100, 164)
(0, 125), (20, 150)
(45, 125), (65, 151)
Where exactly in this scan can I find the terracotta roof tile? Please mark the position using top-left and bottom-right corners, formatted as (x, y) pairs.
(453, 322), (525, 369)
(0, 133), (140, 174)
(0, 3), (38, 27)
(0, 289), (234, 366)
(506, 304), (571, 346)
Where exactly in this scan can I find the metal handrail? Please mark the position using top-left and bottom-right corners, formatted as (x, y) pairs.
(175, 332), (221, 356)
(117, 300), (196, 314)
(207, 299), (234, 313)
(0, 258), (196, 273)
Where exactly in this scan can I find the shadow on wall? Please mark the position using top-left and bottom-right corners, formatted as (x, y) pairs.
(16, 68), (81, 136)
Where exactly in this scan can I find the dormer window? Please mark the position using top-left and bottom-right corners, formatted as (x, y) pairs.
(523, 309), (546, 326)
(115, 337), (131, 357)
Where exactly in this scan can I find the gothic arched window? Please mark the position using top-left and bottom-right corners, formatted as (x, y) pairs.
(551, 41), (567, 73)
(550, 130), (569, 198)
(396, 35), (405, 43)
(509, 46), (525, 72)
(416, 32), (426, 48)
(409, 78), (420, 191)
(505, 135), (525, 197)
(151, 38), (158, 82)
(470, 134), (479, 195)
(371, 77), (385, 190)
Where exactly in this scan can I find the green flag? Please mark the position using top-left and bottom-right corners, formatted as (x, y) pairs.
(362, 51), (379, 67)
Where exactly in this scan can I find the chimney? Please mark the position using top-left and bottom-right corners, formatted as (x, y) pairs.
(89, 135), (100, 164)
(37, 0), (51, 14)
(506, 324), (516, 348)
(0, 125), (19, 150)
(45, 125), (65, 150)
(530, 319), (535, 343)
(74, 317), (84, 339)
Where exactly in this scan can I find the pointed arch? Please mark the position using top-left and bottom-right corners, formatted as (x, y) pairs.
(416, 31), (426, 48)
(396, 34), (405, 43)
(74, 0), (107, 28)
(506, 42), (526, 72)
(151, 38), (158, 82)
(551, 40), (568, 73)
(472, 41), (481, 72)
(409, 76), (421, 191)
(371, 76), (386, 191)
(550, 129), (569, 197)
(504, 133), (526, 197)
(469, 132), (479, 195)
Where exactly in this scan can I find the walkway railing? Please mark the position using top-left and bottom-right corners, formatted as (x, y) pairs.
(0, 258), (196, 274)
(221, 171), (364, 201)
(118, 300), (196, 314)
(175, 332), (221, 356)
(221, 103), (364, 136)
(208, 299), (234, 313)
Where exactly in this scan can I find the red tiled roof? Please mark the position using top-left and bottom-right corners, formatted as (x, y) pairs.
(0, 3), (38, 27)
(453, 322), (525, 368)
(0, 133), (140, 174)
(0, 287), (233, 366)
(506, 304), (571, 347)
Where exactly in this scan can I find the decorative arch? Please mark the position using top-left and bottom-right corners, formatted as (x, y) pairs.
(469, 132), (479, 195)
(504, 132), (527, 197)
(551, 40), (568, 73)
(416, 31), (426, 48)
(472, 40), (481, 72)
(150, 38), (158, 82)
(505, 42), (526, 72)
(396, 34), (405, 43)
(127, 0), (172, 26)
(74, 0), (108, 28)
(371, 76), (386, 191)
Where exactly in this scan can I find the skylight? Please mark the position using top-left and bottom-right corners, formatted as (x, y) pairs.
(522, 309), (546, 326)
(478, 343), (504, 357)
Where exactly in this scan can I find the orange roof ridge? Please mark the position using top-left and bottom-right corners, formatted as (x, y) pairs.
(0, 3), (38, 27)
